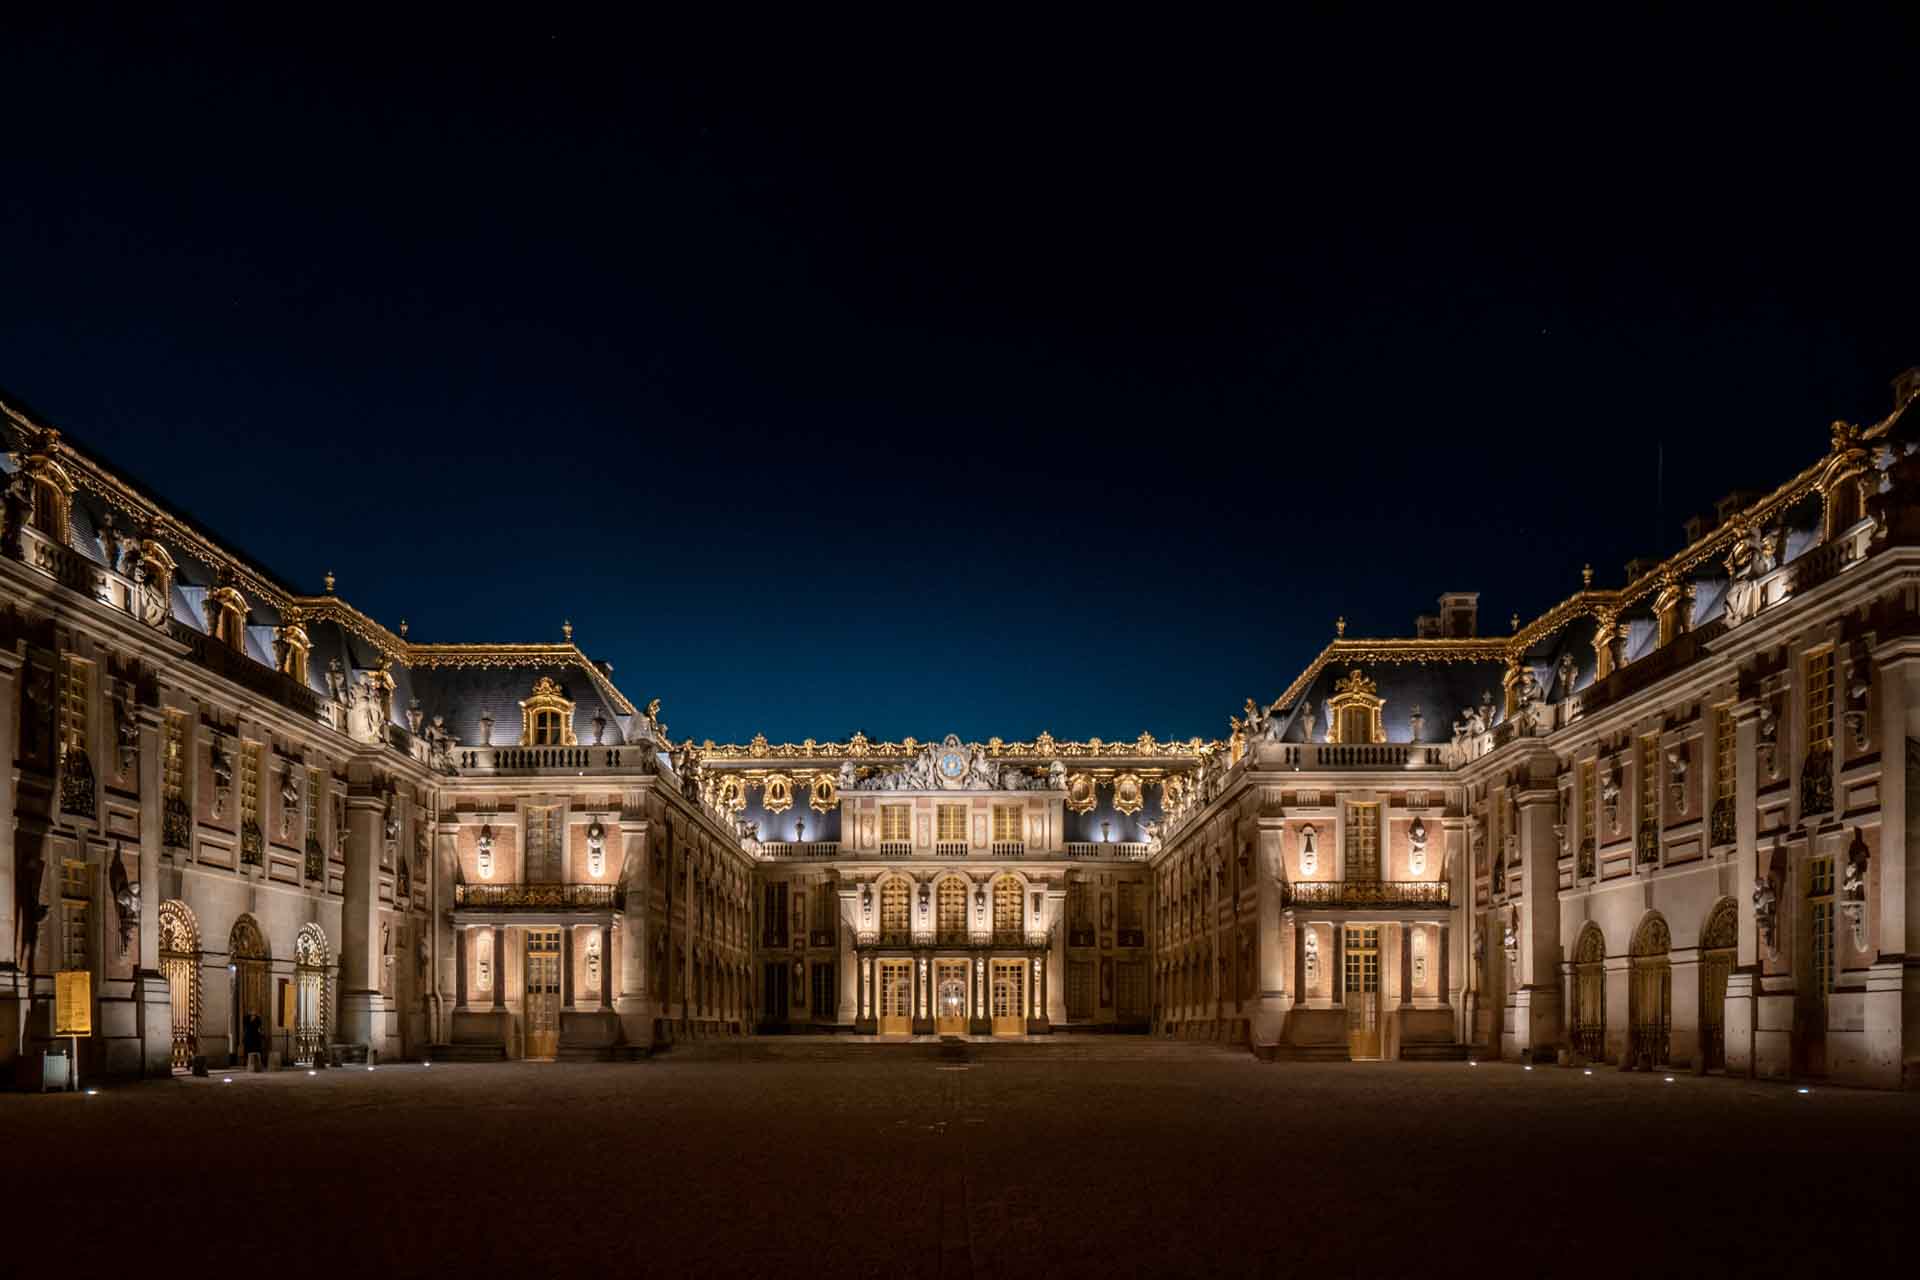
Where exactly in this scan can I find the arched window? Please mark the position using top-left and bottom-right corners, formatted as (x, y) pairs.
(992, 875), (1023, 938)
(229, 913), (271, 1062)
(1570, 923), (1606, 1060)
(518, 677), (576, 747)
(879, 877), (911, 942)
(937, 877), (968, 943)
(158, 901), (201, 1072)
(1700, 898), (1737, 1071)
(294, 924), (331, 1065)
(1629, 913), (1671, 1067)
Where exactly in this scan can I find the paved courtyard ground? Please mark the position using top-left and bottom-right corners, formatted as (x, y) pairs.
(6, 1039), (1916, 1277)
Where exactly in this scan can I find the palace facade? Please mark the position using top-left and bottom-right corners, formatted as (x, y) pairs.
(5, 370), (1920, 1087)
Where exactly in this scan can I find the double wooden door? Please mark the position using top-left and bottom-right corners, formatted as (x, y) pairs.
(991, 959), (1026, 1035)
(525, 929), (561, 1059)
(878, 959), (914, 1035)
(935, 960), (968, 1034)
(1344, 927), (1381, 1060)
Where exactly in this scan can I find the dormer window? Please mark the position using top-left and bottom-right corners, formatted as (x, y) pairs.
(518, 676), (576, 746)
(207, 583), (248, 652)
(1325, 668), (1386, 744)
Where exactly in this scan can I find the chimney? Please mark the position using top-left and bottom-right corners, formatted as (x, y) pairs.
(1437, 592), (1478, 639)
(1414, 613), (1443, 639)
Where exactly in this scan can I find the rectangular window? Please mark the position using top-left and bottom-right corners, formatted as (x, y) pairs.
(60, 860), (91, 972)
(880, 805), (910, 844)
(306, 768), (323, 842)
(1579, 759), (1596, 845)
(1345, 803), (1380, 880)
(525, 805), (561, 880)
(1715, 706), (1736, 801)
(1068, 882), (1090, 928)
(1117, 962), (1147, 1018)
(936, 804), (967, 843)
(810, 962), (835, 1017)
(1805, 649), (1835, 751)
(240, 743), (261, 827)
(763, 882), (788, 947)
(1808, 855), (1835, 997)
(1118, 883), (1141, 930)
(992, 805), (1023, 844)
(60, 656), (92, 758)
(1067, 961), (1093, 1020)
(164, 711), (186, 803)
(1640, 736), (1659, 824)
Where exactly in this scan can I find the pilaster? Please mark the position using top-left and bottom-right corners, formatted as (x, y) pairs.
(338, 767), (392, 1058)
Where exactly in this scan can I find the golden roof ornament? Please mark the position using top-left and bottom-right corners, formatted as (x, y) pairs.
(562, 618), (573, 643)
(324, 570), (335, 594)
(1333, 668), (1377, 697)
(1582, 564), (1593, 588)
(1335, 616), (1346, 637)
(399, 619), (409, 639)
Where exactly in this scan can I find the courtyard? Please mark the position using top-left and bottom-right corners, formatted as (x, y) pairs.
(7, 1040), (1914, 1276)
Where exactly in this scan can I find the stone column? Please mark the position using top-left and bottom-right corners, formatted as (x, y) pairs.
(1400, 924), (1414, 1007)
(600, 922), (613, 1009)
(854, 947), (876, 1034)
(135, 705), (172, 1075)
(1332, 925), (1344, 1005)
(614, 817), (651, 1047)
(1728, 696), (1775, 1076)
(0, 649), (21, 1076)
(454, 925), (468, 1010)
(562, 925), (575, 1009)
(339, 773), (393, 1059)
(1437, 924), (1451, 1009)
(1870, 640), (1919, 1085)
(492, 924), (507, 1010)
(1253, 811), (1288, 1045)
(1513, 757), (1564, 1061)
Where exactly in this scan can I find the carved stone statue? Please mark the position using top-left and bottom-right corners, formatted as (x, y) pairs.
(1753, 873), (1779, 957)
(279, 764), (300, 838)
(1842, 828), (1870, 948)
(1599, 756), (1621, 834)
(1756, 701), (1780, 779)
(585, 932), (602, 991)
(1046, 759), (1067, 792)
(1408, 705), (1424, 742)
(209, 735), (234, 818)
(1558, 651), (1578, 698)
(1242, 695), (1285, 744)
(384, 805), (401, 844)
(1501, 910), (1518, 958)
(115, 693), (139, 775)
(1296, 701), (1314, 743)
(587, 820), (606, 878)
(1298, 823), (1318, 876)
(1408, 817), (1428, 876)
(476, 823), (495, 880)
(108, 842), (139, 959)
(324, 656), (346, 703)
(1666, 746), (1689, 814)
(838, 759), (858, 794)
(1303, 930), (1319, 988)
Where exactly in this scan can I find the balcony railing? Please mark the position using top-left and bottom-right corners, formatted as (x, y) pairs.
(877, 841), (912, 857)
(454, 745), (636, 773)
(758, 842), (840, 860)
(934, 840), (968, 857)
(1268, 743), (1445, 770)
(990, 841), (1025, 857)
(453, 882), (621, 910)
(1282, 880), (1450, 909)
(1064, 842), (1152, 860)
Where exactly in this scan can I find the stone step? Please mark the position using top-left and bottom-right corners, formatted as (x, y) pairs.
(659, 1035), (1249, 1064)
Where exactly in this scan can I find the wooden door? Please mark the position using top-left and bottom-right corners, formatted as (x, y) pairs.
(1701, 949), (1732, 1070)
(525, 929), (561, 1059)
(935, 960), (968, 1034)
(1344, 927), (1381, 1059)
(878, 959), (913, 1035)
(991, 959), (1026, 1035)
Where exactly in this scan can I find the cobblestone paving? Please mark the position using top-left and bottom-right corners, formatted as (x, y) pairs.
(7, 1043), (1916, 1277)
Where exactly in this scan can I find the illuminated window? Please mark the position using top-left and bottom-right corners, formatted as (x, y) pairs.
(525, 805), (561, 881)
(1805, 649), (1835, 752)
(1808, 855), (1834, 997)
(60, 860), (90, 971)
(880, 804), (910, 844)
(306, 769), (323, 843)
(992, 804), (1023, 845)
(992, 876), (1023, 935)
(59, 656), (92, 760)
(1339, 706), (1372, 744)
(518, 676), (576, 747)
(937, 878), (967, 940)
(1345, 803), (1380, 880)
(240, 743), (261, 825)
(936, 804), (967, 843)
(879, 877), (910, 938)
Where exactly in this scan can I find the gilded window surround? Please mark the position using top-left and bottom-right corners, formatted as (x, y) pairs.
(519, 676), (576, 747)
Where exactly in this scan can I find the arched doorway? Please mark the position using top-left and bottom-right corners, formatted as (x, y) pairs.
(991, 875), (1023, 941)
(229, 914), (270, 1064)
(879, 877), (911, 944)
(1699, 898), (1737, 1071)
(1570, 923), (1606, 1061)
(935, 961), (968, 1034)
(158, 901), (200, 1072)
(294, 924), (331, 1065)
(1629, 913), (1671, 1067)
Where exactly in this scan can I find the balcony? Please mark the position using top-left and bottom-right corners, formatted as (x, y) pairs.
(934, 840), (968, 857)
(877, 841), (912, 857)
(990, 841), (1025, 857)
(453, 882), (621, 911)
(1282, 880), (1450, 909)
(1064, 842), (1151, 860)
(1267, 743), (1445, 771)
(453, 745), (638, 774)
(757, 842), (840, 860)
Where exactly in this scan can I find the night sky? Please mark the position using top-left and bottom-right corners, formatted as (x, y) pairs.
(4, 14), (1916, 744)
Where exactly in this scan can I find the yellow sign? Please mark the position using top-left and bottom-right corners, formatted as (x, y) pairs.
(54, 970), (92, 1037)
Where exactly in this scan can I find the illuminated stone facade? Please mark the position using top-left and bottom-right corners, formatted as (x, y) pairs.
(5, 369), (1920, 1087)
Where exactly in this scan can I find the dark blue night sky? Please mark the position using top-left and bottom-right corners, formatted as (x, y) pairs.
(3, 14), (1915, 744)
